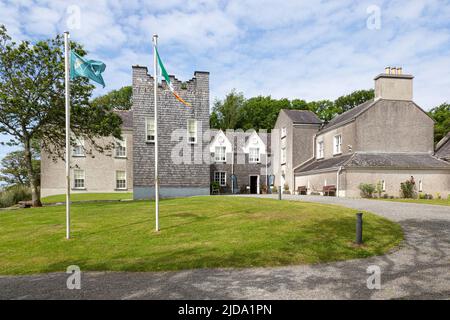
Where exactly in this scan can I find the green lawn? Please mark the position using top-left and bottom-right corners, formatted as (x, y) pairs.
(375, 198), (450, 206)
(0, 197), (403, 275)
(41, 193), (133, 204)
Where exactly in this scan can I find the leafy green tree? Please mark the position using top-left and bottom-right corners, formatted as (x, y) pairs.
(210, 90), (245, 130)
(334, 89), (374, 114)
(0, 25), (122, 207)
(0, 150), (40, 187)
(306, 100), (336, 122)
(240, 96), (290, 130)
(429, 103), (450, 143)
(91, 86), (132, 110)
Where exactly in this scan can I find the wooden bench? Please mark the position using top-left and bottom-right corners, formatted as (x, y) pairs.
(18, 201), (33, 208)
(297, 186), (307, 195)
(323, 185), (336, 197)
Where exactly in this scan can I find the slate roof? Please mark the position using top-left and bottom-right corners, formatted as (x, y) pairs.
(282, 109), (322, 124)
(295, 152), (450, 175)
(115, 110), (133, 129)
(321, 99), (375, 131)
(436, 133), (450, 160)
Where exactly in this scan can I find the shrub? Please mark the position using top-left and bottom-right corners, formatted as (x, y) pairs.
(272, 186), (278, 193)
(0, 185), (32, 208)
(284, 184), (290, 191)
(359, 183), (376, 198)
(436, 193), (441, 200)
(260, 184), (268, 194)
(375, 181), (383, 198)
(383, 194), (389, 199)
(400, 177), (416, 199)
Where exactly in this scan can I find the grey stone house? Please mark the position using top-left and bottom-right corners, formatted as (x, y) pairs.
(40, 110), (134, 197)
(280, 68), (450, 198)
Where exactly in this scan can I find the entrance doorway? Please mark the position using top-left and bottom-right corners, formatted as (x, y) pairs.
(250, 175), (259, 194)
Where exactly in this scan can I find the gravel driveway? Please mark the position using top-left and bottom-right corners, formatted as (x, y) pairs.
(1, 195), (449, 300)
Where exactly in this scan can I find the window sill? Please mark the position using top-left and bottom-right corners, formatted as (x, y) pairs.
(72, 188), (86, 191)
(72, 155), (86, 158)
(115, 156), (128, 160)
(333, 152), (342, 156)
(115, 189), (128, 191)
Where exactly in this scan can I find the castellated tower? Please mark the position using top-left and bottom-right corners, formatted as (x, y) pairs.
(132, 66), (210, 199)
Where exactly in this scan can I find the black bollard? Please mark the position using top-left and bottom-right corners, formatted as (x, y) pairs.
(278, 186), (282, 200)
(356, 213), (363, 244)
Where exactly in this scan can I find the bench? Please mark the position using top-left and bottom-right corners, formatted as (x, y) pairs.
(323, 185), (336, 197)
(18, 201), (33, 208)
(297, 186), (307, 195)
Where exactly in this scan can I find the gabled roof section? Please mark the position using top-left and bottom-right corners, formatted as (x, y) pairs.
(321, 99), (375, 131)
(115, 110), (133, 129)
(282, 109), (322, 124)
(436, 132), (450, 160)
(295, 152), (450, 175)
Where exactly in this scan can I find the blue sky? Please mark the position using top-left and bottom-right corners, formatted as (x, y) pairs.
(1, 0), (450, 160)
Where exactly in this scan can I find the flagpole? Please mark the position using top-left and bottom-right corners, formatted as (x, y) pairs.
(153, 34), (160, 232)
(64, 31), (71, 240)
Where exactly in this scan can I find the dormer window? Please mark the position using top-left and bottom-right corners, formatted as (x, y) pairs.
(215, 146), (226, 163)
(333, 135), (342, 155)
(317, 141), (324, 159)
(249, 147), (260, 163)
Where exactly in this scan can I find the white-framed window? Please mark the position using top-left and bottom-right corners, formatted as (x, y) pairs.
(116, 171), (127, 190)
(317, 141), (324, 159)
(333, 135), (342, 155)
(187, 119), (197, 144)
(215, 146), (226, 163)
(115, 138), (127, 158)
(418, 180), (423, 192)
(382, 179), (386, 192)
(281, 127), (287, 138)
(74, 169), (85, 189)
(281, 147), (287, 164)
(214, 171), (226, 187)
(145, 117), (155, 142)
(249, 147), (260, 163)
(73, 138), (85, 157)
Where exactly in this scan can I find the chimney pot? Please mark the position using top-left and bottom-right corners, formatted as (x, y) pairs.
(385, 67), (390, 74)
(397, 67), (402, 75)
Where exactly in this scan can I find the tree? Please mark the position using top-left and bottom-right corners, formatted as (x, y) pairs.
(0, 150), (40, 187)
(210, 90), (245, 130)
(240, 96), (290, 130)
(91, 86), (132, 110)
(0, 25), (122, 207)
(334, 89), (374, 114)
(428, 103), (450, 143)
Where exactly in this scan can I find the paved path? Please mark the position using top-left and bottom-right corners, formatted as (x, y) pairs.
(1, 196), (449, 300)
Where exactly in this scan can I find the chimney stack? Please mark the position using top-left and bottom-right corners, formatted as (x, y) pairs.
(374, 67), (413, 101)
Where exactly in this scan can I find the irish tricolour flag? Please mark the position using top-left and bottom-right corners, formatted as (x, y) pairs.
(155, 48), (192, 107)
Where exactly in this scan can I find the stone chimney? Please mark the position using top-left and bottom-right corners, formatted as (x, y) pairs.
(374, 67), (413, 101)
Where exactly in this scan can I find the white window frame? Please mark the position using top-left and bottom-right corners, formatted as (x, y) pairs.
(214, 171), (226, 187)
(115, 138), (127, 158)
(418, 180), (423, 192)
(281, 127), (287, 138)
(145, 117), (155, 143)
(249, 147), (260, 163)
(333, 135), (342, 155)
(317, 141), (324, 159)
(382, 179), (386, 192)
(73, 137), (85, 157)
(215, 146), (226, 163)
(187, 119), (197, 144)
(116, 170), (127, 190)
(74, 169), (85, 189)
